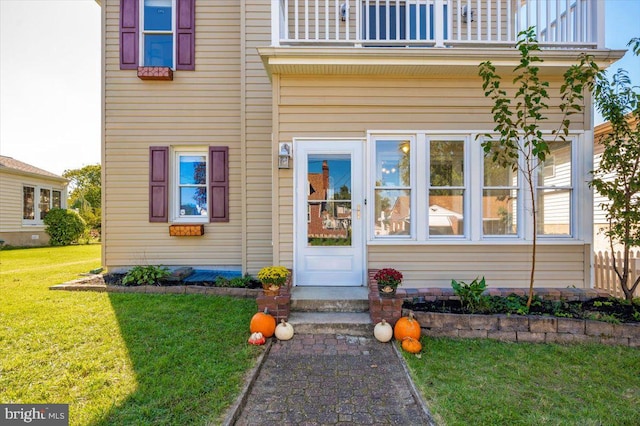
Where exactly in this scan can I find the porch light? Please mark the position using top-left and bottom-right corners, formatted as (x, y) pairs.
(279, 142), (292, 169)
(401, 142), (410, 154)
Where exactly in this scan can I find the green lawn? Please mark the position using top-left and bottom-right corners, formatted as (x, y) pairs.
(0, 245), (261, 425)
(3, 245), (639, 425)
(403, 337), (640, 425)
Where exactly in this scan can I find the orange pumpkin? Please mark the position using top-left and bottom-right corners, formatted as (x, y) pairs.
(250, 308), (276, 338)
(394, 311), (421, 341)
(401, 336), (422, 354)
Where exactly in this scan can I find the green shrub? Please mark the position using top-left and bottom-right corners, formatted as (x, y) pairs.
(122, 265), (171, 286)
(43, 208), (86, 246)
(451, 277), (488, 313)
(214, 274), (255, 288)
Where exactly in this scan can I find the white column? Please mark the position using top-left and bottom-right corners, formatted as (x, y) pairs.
(595, 0), (605, 48)
(434, 0), (445, 47)
(271, 0), (281, 46)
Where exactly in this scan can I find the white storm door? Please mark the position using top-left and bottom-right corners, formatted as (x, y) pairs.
(295, 141), (365, 286)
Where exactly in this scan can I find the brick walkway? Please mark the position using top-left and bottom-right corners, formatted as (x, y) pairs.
(234, 334), (434, 425)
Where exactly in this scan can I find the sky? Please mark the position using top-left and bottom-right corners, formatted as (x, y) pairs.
(0, 0), (638, 177)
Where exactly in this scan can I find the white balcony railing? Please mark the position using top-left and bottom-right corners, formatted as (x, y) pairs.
(271, 0), (603, 48)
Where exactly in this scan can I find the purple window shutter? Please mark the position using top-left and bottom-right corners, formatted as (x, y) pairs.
(176, 0), (195, 70)
(209, 146), (229, 222)
(149, 147), (169, 222)
(120, 0), (139, 70)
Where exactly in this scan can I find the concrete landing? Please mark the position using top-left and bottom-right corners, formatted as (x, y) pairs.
(288, 311), (372, 336)
(290, 286), (369, 312)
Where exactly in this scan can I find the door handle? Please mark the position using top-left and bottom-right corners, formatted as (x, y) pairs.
(356, 204), (361, 220)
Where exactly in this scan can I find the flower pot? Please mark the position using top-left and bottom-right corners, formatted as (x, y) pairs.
(262, 283), (280, 296)
(379, 285), (397, 298)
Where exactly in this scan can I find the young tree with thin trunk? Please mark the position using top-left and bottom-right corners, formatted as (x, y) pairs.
(590, 38), (640, 301)
(478, 27), (598, 308)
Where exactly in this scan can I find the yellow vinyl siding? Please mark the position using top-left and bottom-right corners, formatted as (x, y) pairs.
(103, 0), (246, 269)
(274, 73), (588, 287)
(369, 244), (587, 288)
(245, 0), (275, 274)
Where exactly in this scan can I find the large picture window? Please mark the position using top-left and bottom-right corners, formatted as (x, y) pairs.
(369, 132), (580, 243)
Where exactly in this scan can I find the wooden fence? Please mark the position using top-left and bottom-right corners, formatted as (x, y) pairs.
(594, 250), (640, 298)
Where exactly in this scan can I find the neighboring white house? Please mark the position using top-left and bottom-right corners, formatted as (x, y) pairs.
(0, 156), (68, 247)
(592, 115), (639, 252)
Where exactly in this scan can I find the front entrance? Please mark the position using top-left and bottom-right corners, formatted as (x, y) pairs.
(294, 140), (365, 286)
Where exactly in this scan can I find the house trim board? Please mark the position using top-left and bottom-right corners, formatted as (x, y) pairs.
(240, 0), (247, 272)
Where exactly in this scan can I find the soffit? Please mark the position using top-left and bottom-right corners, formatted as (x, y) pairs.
(258, 47), (626, 78)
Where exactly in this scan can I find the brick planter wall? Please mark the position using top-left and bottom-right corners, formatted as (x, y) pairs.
(405, 309), (640, 347)
(369, 268), (638, 347)
(368, 270), (403, 326)
(256, 271), (293, 322)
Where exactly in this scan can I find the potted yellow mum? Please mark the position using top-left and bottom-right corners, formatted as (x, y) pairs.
(257, 266), (290, 296)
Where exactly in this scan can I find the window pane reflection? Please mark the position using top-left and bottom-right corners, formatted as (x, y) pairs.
(375, 189), (410, 236)
(483, 189), (517, 235)
(23, 187), (34, 220)
(375, 140), (410, 187)
(39, 189), (51, 220)
(307, 155), (352, 246)
(537, 189), (571, 235)
(429, 190), (463, 235)
(430, 140), (464, 186)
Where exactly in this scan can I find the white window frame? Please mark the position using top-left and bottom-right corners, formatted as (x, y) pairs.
(139, 0), (176, 69)
(535, 137), (576, 239)
(22, 185), (64, 226)
(367, 131), (585, 245)
(425, 135), (469, 240)
(480, 139), (522, 240)
(172, 148), (209, 223)
(369, 135), (416, 240)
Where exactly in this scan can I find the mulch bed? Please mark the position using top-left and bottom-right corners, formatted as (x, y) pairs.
(404, 296), (640, 323)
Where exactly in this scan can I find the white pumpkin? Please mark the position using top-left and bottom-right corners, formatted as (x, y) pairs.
(373, 319), (393, 343)
(275, 319), (294, 341)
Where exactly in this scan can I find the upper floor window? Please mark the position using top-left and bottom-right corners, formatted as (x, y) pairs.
(142, 0), (174, 68)
(120, 0), (195, 71)
(23, 186), (63, 224)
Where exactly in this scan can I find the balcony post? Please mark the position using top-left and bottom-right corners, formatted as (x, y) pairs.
(595, 0), (605, 48)
(271, 0), (281, 47)
(434, 0), (445, 47)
